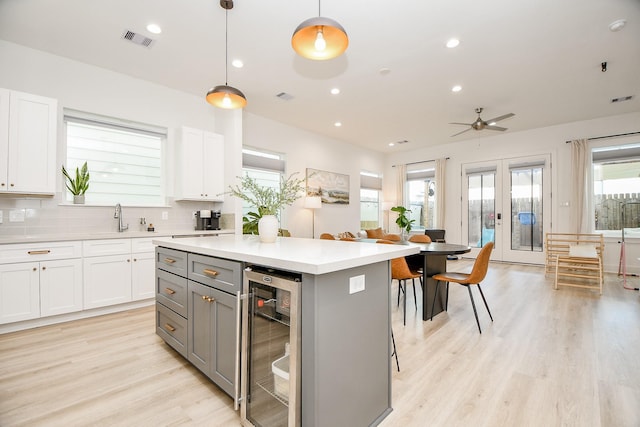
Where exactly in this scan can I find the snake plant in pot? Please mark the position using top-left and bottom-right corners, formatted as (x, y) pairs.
(62, 161), (90, 204)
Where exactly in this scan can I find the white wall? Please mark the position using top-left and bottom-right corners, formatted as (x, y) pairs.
(385, 111), (640, 274)
(243, 113), (385, 238)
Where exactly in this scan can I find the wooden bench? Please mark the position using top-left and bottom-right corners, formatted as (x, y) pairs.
(545, 233), (604, 294)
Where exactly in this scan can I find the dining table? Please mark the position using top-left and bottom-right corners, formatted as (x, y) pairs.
(404, 242), (472, 321)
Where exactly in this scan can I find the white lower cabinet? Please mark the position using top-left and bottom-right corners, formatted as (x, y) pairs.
(83, 254), (133, 309)
(132, 251), (155, 300)
(0, 241), (83, 325)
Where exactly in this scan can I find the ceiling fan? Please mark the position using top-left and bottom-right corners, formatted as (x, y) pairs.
(450, 107), (515, 137)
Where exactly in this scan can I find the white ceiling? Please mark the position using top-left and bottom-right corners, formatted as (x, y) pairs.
(1, 0), (639, 153)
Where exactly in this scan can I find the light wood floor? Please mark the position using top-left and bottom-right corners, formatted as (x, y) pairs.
(1, 261), (639, 427)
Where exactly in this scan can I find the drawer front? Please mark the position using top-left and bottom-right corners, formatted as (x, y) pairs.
(156, 247), (187, 277)
(156, 302), (187, 358)
(83, 239), (131, 257)
(131, 237), (155, 253)
(0, 241), (82, 264)
(156, 269), (188, 317)
(188, 253), (241, 294)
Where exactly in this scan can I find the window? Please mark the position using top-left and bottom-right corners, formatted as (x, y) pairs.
(360, 172), (382, 230)
(592, 143), (640, 231)
(406, 162), (436, 230)
(64, 110), (165, 205)
(241, 148), (286, 229)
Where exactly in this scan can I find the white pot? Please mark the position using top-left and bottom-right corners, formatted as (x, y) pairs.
(258, 215), (279, 243)
(73, 194), (85, 204)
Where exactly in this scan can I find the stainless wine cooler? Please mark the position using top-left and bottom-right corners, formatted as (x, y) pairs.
(240, 266), (301, 427)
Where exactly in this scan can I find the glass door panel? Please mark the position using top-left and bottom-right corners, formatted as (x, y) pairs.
(468, 173), (496, 248)
(510, 167), (543, 252)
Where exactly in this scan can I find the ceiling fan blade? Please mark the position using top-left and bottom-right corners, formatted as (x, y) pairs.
(485, 113), (514, 123)
(449, 122), (473, 126)
(485, 125), (507, 131)
(450, 127), (472, 137)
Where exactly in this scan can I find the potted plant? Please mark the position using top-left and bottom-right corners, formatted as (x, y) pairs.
(391, 205), (415, 240)
(62, 162), (90, 204)
(227, 173), (305, 242)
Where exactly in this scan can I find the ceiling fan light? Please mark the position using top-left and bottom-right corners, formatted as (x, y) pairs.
(206, 85), (247, 109)
(292, 17), (348, 60)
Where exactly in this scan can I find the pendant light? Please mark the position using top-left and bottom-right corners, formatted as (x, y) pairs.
(291, 1), (348, 60)
(206, 0), (247, 109)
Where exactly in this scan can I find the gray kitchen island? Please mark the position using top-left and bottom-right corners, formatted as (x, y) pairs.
(152, 234), (418, 427)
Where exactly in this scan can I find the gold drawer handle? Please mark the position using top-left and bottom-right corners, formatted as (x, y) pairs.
(165, 287), (176, 295)
(163, 323), (176, 332)
(203, 268), (219, 277)
(164, 258), (176, 264)
(28, 250), (51, 255)
(201, 295), (215, 303)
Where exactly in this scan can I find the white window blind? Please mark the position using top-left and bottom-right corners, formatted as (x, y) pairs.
(64, 111), (165, 206)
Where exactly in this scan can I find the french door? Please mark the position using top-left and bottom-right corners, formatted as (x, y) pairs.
(461, 154), (551, 264)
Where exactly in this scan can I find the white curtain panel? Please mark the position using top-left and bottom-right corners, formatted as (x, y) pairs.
(435, 158), (446, 229)
(395, 164), (406, 206)
(570, 139), (590, 233)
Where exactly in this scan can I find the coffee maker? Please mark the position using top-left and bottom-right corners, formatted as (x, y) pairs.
(195, 210), (221, 230)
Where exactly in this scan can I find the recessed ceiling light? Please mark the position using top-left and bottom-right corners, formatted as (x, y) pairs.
(451, 85), (462, 92)
(146, 24), (162, 34)
(609, 19), (626, 32)
(331, 88), (340, 95)
(388, 142), (395, 147)
(446, 38), (460, 48)
(232, 59), (243, 68)
(379, 68), (391, 76)
(334, 122), (342, 127)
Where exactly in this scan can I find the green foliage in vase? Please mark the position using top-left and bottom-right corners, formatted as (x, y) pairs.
(227, 172), (305, 216)
(61, 162), (90, 195)
(391, 205), (415, 233)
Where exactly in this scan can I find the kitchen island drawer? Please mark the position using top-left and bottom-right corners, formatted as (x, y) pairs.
(156, 269), (187, 317)
(156, 302), (187, 357)
(156, 247), (187, 277)
(187, 253), (241, 294)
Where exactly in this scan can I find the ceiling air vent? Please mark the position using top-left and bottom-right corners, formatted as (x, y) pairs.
(276, 92), (294, 101)
(396, 139), (409, 144)
(611, 95), (633, 103)
(121, 30), (155, 48)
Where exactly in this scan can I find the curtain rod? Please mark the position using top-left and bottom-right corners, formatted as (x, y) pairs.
(392, 157), (450, 167)
(565, 131), (640, 144)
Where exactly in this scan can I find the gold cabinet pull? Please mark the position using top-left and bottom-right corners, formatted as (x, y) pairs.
(165, 287), (176, 295)
(164, 258), (176, 264)
(201, 295), (208, 301)
(28, 250), (51, 255)
(163, 323), (176, 332)
(203, 268), (219, 277)
(42, 266), (46, 271)
(200, 295), (215, 303)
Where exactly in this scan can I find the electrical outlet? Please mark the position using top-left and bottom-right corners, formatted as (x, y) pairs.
(9, 210), (25, 222)
(162, 211), (169, 220)
(349, 275), (365, 294)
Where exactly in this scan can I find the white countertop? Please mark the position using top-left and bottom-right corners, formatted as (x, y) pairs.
(0, 229), (235, 245)
(153, 234), (420, 275)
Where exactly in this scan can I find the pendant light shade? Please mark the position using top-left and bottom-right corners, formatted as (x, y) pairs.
(206, 85), (247, 109)
(205, 0), (246, 109)
(292, 9), (348, 60)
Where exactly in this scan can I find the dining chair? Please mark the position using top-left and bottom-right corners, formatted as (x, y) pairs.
(382, 233), (401, 242)
(339, 237), (357, 241)
(408, 234), (431, 243)
(319, 233), (335, 240)
(431, 241), (494, 333)
(377, 240), (421, 325)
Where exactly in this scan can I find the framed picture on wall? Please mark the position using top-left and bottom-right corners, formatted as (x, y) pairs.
(306, 168), (350, 204)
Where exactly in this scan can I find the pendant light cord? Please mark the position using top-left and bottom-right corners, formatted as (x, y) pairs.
(225, 8), (229, 85)
(318, 0), (321, 16)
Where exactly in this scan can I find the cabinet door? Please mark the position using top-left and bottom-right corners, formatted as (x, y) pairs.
(202, 132), (224, 201)
(7, 91), (57, 194)
(0, 262), (40, 324)
(40, 258), (83, 317)
(209, 286), (238, 397)
(179, 127), (206, 199)
(0, 88), (9, 189)
(132, 251), (155, 300)
(83, 255), (132, 309)
(187, 280), (212, 374)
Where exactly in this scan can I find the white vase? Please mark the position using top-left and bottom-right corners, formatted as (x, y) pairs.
(73, 194), (85, 204)
(258, 215), (279, 243)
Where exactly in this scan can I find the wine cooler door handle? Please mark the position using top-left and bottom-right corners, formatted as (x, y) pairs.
(234, 290), (242, 411)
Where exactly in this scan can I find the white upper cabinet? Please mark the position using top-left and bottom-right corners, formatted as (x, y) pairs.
(176, 126), (224, 201)
(0, 89), (58, 195)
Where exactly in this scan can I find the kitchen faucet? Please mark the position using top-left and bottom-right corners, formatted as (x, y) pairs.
(114, 203), (129, 232)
